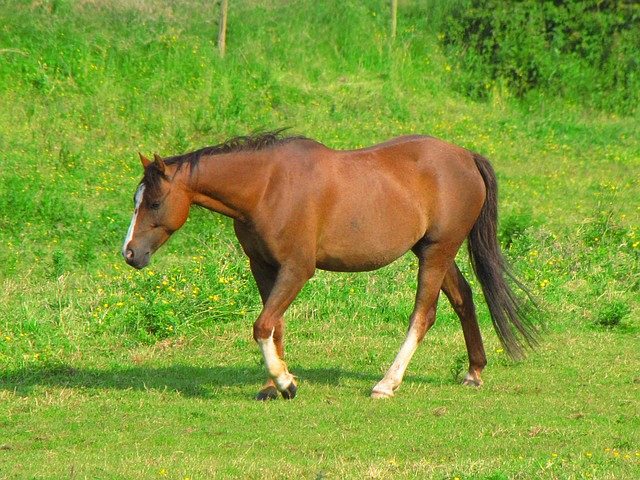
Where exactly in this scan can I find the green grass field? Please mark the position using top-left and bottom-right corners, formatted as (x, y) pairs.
(0, 1), (638, 478)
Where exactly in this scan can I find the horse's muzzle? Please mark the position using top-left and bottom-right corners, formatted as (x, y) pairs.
(123, 247), (150, 269)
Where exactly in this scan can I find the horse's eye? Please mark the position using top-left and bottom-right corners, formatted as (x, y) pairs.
(150, 202), (161, 210)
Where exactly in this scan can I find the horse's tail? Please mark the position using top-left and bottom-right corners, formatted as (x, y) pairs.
(467, 153), (539, 360)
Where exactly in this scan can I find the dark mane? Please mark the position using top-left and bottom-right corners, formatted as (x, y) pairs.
(142, 129), (307, 194)
(168, 129), (306, 170)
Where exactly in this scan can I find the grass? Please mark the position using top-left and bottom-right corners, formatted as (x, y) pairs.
(0, 0), (639, 478)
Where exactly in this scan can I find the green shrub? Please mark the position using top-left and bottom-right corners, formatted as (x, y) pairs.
(440, 0), (640, 115)
(499, 209), (536, 251)
(595, 300), (630, 328)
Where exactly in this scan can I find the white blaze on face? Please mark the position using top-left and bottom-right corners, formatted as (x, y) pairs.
(122, 184), (146, 256)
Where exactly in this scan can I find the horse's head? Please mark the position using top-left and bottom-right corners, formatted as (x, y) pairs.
(122, 153), (191, 269)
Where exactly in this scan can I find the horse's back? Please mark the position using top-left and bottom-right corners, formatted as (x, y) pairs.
(273, 135), (486, 228)
(322, 135), (485, 219)
(279, 136), (484, 270)
(254, 135), (487, 272)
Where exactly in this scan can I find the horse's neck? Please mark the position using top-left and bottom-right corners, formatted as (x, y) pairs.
(189, 149), (269, 221)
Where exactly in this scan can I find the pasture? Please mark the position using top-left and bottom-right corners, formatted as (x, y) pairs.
(0, 1), (638, 478)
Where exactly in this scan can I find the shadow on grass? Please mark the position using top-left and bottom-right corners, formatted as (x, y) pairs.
(0, 364), (441, 398)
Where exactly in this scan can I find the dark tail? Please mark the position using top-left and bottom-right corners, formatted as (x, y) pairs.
(468, 153), (539, 360)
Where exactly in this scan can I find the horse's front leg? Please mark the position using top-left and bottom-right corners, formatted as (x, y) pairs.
(247, 258), (281, 400)
(254, 317), (285, 401)
(251, 263), (310, 400)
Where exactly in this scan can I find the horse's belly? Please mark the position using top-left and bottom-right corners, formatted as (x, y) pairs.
(316, 248), (407, 272)
(315, 212), (425, 272)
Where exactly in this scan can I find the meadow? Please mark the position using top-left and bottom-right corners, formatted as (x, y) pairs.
(0, 0), (638, 478)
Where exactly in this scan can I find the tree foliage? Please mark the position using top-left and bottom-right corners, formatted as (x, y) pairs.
(440, 0), (640, 114)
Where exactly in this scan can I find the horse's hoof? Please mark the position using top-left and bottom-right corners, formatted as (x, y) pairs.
(280, 381), (297, 400)
(256, 385), (279, 401)
(462, 373), (483, 387)
(371, 387), (394, 399)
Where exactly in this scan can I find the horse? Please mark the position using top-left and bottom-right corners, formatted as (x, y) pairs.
(122, 131), (538, 400)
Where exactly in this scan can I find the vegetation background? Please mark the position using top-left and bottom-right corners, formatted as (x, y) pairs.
(0, 0), (638, 478)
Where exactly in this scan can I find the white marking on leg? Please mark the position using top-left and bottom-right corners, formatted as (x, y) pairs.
(122, 184), (145, 256)
(372, 330), (420, 398)
(463, 371), (483, 386)
(257, 329), (293, 391)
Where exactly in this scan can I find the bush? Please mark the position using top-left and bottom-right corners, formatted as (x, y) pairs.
(499, 209), (536, 251)
(595, 300), (630, 328)
(440, 0), (640, 115)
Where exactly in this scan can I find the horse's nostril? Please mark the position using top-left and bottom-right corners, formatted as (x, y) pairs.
(126, 249), (134, 261)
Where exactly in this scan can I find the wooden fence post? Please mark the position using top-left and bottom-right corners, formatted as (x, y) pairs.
(218, 0), (228, 57)
(390, 0), (397, 41)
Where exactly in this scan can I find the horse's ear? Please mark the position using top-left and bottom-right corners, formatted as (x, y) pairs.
(153, 153), (166, 174)
(139, 152), (151, 168)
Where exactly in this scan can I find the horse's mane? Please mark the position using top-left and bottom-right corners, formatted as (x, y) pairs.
(166, 128), (306, 170)
(142, 129), (306, 193)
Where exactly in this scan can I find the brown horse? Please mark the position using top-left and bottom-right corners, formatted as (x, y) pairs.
(123, 131), (538, 400)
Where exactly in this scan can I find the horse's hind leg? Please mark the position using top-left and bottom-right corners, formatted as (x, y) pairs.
(371, 243), (453, 399)
(441, 261), (487, 386)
